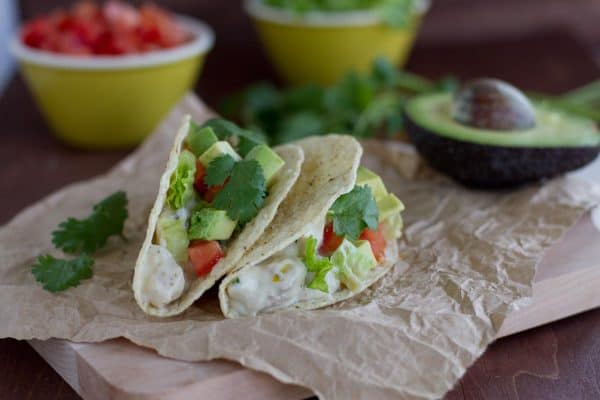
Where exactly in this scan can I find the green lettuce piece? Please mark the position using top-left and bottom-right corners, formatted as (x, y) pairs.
(167, 150), (197, 210)
(303, 236), (332, 272)
(303, 236), (335, 293)
(331, 239), (377, 292)
(156, 210), (189, 263)
(383, 213), (404, 240)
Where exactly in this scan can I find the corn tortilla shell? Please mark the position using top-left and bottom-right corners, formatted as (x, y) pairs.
(133, 115), (304, 316)
(219, 135), (399, 317)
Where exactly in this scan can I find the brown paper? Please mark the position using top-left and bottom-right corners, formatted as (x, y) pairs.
(1, 94), (598, 399)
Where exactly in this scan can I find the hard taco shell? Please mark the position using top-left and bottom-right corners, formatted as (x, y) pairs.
(219, 135), (397, 317)
(133, 115), (304, 316)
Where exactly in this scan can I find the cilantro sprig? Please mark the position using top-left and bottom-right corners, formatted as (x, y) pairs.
(201, 118), (266, 156)
(32, 254), (94, 293)
(32, 191), (128, 293)
(328, 185), (378, 240)
(52, 191), (128, 254)
(212, 160), (267, 224)
(221, 57), (458, 145)
(204, 155), (236, 186)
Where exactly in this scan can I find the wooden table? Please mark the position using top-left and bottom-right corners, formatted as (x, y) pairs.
(1, 28), (599, 400)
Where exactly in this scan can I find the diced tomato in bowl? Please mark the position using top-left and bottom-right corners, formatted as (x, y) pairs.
(10, 0), (214, 149)
(20, 1), (192, 56)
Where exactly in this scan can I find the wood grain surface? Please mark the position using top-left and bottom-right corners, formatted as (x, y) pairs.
(1, 6), (599, 398)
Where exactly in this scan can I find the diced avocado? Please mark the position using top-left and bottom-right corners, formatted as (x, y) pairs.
(189, 208), (238, 241)
(244, 144), (285, 186)
(156, 209), (189, 264)
(356, 166), (387, 201)
(377, 193), (405, 221)
(198, 141), (241, 167)
(186, 124), (218, 156)
(331, 239), (377, 292)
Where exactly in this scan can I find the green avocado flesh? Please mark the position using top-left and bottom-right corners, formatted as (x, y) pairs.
(356, 166), (387, 200)
(405, 93), (600, 148)
(189, 208), (237, 241)
(186, 125), (218, 156)
(356, 166), (404, 222)
(244, 144), (285, 186)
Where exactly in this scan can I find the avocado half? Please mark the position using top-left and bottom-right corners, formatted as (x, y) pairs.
(404, 93), (600, 188)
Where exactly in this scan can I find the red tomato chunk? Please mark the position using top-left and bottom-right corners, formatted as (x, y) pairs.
(21, 1), (192, 55)
(188, 240), (223, 277)
(319, 222), (344, 255)
(359, 225), (386, 261)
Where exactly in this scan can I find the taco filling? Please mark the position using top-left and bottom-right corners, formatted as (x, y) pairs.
(141, 118), (290, 308)
(225, 166), (404, 317)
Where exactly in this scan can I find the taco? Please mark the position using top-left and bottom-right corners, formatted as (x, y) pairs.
(219, 135), (405, 317)
(133, 115), (303, 316)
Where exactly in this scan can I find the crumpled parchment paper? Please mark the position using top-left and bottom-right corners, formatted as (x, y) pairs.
(1, 94), (598, 400)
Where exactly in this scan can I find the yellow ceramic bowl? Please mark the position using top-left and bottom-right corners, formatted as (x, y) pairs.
(10, 16), (214, 149)
(245, 0), (429, 86)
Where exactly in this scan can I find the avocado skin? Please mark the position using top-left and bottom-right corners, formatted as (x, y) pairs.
(405, 113), (600, 189)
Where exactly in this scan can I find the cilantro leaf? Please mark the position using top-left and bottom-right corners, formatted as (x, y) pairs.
(275, 112), (325, 145)
(212, 160), (266, 224)
(32, 254), (94, 292)
(52, 191), (128, 254)
(221, 56), (460, 144)
(329, 185), (379, 240)
(205, 155), (236, 186)
(201, 118), (265, 156)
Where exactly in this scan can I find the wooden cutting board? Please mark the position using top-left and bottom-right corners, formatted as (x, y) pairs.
(28, 171), (600, 400)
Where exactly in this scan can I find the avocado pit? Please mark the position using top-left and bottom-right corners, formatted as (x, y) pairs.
(453, 78), (536, 131)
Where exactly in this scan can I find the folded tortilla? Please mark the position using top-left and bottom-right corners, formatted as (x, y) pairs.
(219, 135), (399, 317)
(133, 115), (303, 316)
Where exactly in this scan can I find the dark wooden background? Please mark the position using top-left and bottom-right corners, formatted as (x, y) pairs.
(1, 1), (599, 399)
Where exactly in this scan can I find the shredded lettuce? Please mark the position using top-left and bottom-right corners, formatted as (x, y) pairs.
(303, 236), (335, 293)
(382, 213), (404, 240)
(156, 210), (189, 263)
(167, 150), (197, 210)
(331, 239), (377, 292)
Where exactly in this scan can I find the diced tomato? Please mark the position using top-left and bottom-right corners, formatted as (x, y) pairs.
(193, 161), (226, 202)
(103, 0), (140, 29)
(19, 1), (190, 55)
(194, 161), (207, 194)
(319, 222), (344, 255)
(72, 1), (102, 20)
(188, 240), (223, 277)
(359, 225), (387, 261)
(203, 183), (225, 202)
(22, 18), (53, 48)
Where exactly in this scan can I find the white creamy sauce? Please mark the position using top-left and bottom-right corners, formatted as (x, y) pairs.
(227, 218), (341, 317)
(228, 257), (307, 317)
(143, 244), (185, 307)
(324, 268), (340, 293)
(174, 198), (197, 228)
(174, 207), (190, 224)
